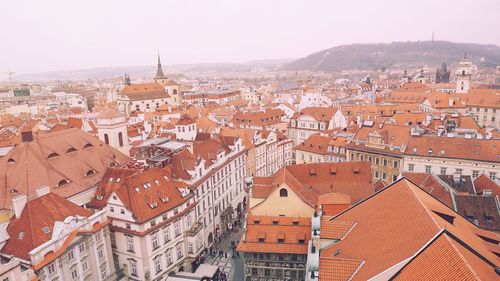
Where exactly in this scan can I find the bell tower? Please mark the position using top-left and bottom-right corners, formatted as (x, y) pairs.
(154, 53), (168, 85)
(455, 54), (473, 93)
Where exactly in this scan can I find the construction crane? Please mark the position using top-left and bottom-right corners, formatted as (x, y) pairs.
(2, 69), (15, 85)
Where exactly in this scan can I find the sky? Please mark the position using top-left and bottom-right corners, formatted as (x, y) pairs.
(0, 0), (499, 74)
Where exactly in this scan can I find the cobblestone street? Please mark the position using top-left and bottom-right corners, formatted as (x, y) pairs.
(204, 228), (245, 280)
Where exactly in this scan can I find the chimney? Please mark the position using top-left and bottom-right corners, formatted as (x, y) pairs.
(12, 195), (27, 219)
(36, 185), (50, 197)
(21, 130), (34, 142)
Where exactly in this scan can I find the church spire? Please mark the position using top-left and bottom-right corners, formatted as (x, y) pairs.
(155, 52), (166, 79)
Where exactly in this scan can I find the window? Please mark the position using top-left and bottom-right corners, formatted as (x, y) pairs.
(392, 174), (398, 182)
(104, 133), (109, 145)
(130, 261), (138, 276)
(118, 132), (124, 147)
(71, 269), (78, 280)
(47, 263), (56, 275)
(100, 264), (107, 279)
(95, 231), (102, 242)
(440, 167), (447, 175)
(393, 161), (399, 168)
(82, 260), (88, 272)
(174, 221), (181, 236)
(98, 248), (104, 260)
(152, 233), (159, 249)
(425, 165), (431, 173)
(176, 244), (183, 259)
(408, 164), (414, 172)
(472, 170), (479, 178)
(166, 250), (173, 265)
(78, 243), (85, 253)
(490, 172), (497, 181)
(382, 173), (387, 181)
(279, 188), (288, 197)
(456, 168), (463, 175)
(126, 236), (134, 252)
(374, 171), (379, 179)
(375, 158), (380, 165)
(383, 159), (388, 167)
(163, 227), (171, 243)
(188, 242), (194, 253)
(67, 250), (74, 261)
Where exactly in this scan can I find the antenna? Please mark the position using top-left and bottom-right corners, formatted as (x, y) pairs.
(3, 69), (15, 86)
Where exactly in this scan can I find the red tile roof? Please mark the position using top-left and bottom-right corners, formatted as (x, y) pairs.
(237, 215), (311, 254)
(1, 193), (92, 261)
(319, 178), (500, 280)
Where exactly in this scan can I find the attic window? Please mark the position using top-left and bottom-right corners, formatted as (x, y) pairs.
(48, 152), (59, 159)
(143, 183), (152, 189)
(66, 147), (77, 153)
(277, 232), (285, 243)
(330, 168), (337, 175)
(432, 210), (455, 225)
(154, 179), (160, 185)
(83, 143), (93, 149)
(279, 188), (288, 197)
(309, 169), (316, 176)
(272, 220), (279, 225)
(42, 227), (50, 234)
(7, 158), (15, 164)
(258, 232), (266, 243)
(57, 179), (69, 187)
(292, 219), (300, 225)
(353, 167), (360, 174)
(134, 187), (140, 192)
(18, 232), (24, 240)
(85, 169), (96, 177)
(116, 178), (121, 183)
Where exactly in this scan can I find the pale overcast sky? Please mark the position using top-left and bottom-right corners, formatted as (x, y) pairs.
(1, 0), (499, 74)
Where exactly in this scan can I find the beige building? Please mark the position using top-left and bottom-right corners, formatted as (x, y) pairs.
(346, 122), (410, 183)
(295, 133), (347, 164)
(254, 130), (293, 177)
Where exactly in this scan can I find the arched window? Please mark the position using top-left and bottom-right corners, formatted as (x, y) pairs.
(104, 133), (109, 145)
(279, 188), (288, 197)
(57, 179), (69, 187)
(118, 132), (124, 147)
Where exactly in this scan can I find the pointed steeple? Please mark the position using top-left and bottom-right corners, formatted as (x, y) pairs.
(155, 52), (166, 79)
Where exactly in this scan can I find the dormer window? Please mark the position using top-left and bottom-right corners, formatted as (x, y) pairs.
(85, 169), (96, 177)
(83, 143), (93, 149)
(57, 179), (69, 187)
(48, 152), (59, 159)
(7, 158), (15, 164)
(66, 147), (77, 154)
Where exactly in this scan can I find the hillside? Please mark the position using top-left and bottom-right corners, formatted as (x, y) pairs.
(281, 41), (500, 72)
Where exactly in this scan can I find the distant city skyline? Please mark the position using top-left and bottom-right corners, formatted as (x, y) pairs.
(1, 0), (499, 74)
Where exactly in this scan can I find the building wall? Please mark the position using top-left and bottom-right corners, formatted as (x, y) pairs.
(347, 149), (401, 183)
(250, 183), (314, 217)
(402, 155), (499, 183)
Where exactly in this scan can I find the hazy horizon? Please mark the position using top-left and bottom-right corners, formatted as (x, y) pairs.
(1, 0), (499, 75)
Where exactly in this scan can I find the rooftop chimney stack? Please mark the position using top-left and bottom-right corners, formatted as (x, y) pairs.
(12, 195), (27, 219)
(36, 185), (50, 197)
(21, 130), (33, 143)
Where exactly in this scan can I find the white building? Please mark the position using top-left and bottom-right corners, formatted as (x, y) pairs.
(455, 56), (474, 94)
(403, 135), (500, 183)
(95, 109), (131, 156)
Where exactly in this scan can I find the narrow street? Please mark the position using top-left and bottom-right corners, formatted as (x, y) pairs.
(203, 228), (245, 280)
